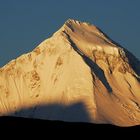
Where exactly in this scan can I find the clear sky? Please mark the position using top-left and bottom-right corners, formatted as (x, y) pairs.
(0, 0), (140, 67)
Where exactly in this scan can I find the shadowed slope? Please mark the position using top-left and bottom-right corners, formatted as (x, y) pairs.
(11, 102), (92, 123)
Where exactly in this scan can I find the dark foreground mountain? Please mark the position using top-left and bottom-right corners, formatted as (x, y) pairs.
(0, 116), (139, 129)
(1, 116), (139, 139)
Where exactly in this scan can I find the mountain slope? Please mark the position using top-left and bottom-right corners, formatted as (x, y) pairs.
(0, 19), (140, 126)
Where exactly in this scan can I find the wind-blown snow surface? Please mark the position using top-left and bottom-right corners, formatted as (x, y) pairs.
(0, 19), (140, 126)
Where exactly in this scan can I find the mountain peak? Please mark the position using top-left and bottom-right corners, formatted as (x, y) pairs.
(56, 19), (95, 33)
(64, 18), (84, 26)
(54, 19), (121, 58)
(55, 18), (83, 34)
(64, 18), (94, 26)
(0, 19), (140, 126)
(65, 18), (78, 24)
(63, 18), (95, 30)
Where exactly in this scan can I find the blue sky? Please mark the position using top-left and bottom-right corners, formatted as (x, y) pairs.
(0, 0), (140, 66)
